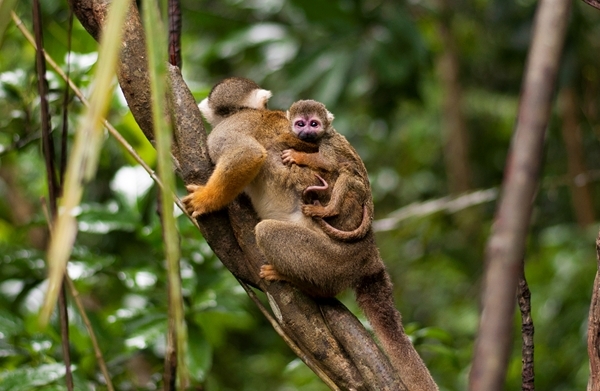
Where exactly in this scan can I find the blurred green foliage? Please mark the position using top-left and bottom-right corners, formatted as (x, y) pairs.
(1, 0), (600, 390)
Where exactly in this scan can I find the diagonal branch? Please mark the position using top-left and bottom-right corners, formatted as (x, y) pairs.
(582, 0), (600, 10)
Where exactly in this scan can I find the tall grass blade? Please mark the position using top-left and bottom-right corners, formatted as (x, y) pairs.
(39, 0), (131, 327)
(142, 0), (189, 387)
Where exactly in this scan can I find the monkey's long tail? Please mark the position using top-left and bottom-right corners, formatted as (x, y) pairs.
(355, 270), (439, 391)
(317, 204), (370, 242)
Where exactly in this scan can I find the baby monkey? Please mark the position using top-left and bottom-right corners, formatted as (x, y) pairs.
(281, 100), (373, 242)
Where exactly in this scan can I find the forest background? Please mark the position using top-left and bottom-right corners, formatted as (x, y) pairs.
(0, 0), (599, 390)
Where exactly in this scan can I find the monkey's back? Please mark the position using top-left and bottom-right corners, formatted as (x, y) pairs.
(310, 131), (375, 235)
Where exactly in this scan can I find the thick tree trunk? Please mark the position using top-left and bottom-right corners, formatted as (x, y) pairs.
(469, 1), (571, 390)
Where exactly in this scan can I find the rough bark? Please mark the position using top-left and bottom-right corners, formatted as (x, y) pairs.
(582, 0), (600, 10)
(68, 0), (404, 388)
(468, 1), (571, 390)
(518, 265), (534, 391)
(588, 233), (600, 391)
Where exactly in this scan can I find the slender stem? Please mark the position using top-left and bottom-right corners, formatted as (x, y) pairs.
(31, 2), (73, 388)
(518, 264), (534, 391)
(11, 11), (195, 220)
(65, 277), (115, 391)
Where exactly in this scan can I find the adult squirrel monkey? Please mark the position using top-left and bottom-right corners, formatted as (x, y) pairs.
(183, 77), (438, 391)
(183, 77), (319, 219)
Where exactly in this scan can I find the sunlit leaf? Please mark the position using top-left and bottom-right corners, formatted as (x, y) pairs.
(0, 364), (67, 391)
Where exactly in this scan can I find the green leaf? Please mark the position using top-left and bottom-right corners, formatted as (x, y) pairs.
(186, 326), (212, 382)
(0, 309), (23, 338)
(77, 202), (137, 234)
(0, 364), (67, 391)
(0, 0), (18, 50)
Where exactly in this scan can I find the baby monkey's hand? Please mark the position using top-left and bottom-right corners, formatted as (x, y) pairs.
(281, 149), (300, 166)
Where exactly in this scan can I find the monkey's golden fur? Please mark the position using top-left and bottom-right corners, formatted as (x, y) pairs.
(184, 78), (438, 391)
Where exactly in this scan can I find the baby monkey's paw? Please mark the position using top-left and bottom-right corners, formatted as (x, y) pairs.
(260, 265), (285, 281)
(281, 149), (299, 166)
(182, 184), (208, 218)
(302, 201), (334, 218)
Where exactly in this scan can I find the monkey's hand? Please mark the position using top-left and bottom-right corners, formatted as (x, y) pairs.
(182, 184), (210, 218)
(259, 265), (286, 281)
(281, 149), (301, 166)
(302, 200), (337, 218)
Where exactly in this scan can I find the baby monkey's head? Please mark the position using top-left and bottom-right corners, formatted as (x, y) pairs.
(287, 100), (334, 142)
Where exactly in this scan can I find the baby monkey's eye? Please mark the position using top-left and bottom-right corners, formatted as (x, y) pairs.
(295, 120), (306, 127)
(310, 120), (320, 128)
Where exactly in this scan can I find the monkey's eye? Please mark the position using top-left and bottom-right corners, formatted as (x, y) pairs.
(310, 120), (320, 128)
(295, 120), (306, 127)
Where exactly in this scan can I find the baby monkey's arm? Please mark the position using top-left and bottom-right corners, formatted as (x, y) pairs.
(281, 149), (335, 172)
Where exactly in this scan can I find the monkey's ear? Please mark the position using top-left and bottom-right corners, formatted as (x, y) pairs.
(326, 110), (334, 123)
(250, 88), (273, 109)
(285, 110), (291, 120)
(198, 97), (219, 126)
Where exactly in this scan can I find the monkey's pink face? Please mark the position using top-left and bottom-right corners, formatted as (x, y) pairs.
(291, 115), (325, 142)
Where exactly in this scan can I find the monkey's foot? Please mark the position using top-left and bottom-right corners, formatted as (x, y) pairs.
(260, 265), (285, 281)
(281, 149), (300, 166)
(302, 202), (335, 218)
(302, 174), (328, 197)
(182, 184), (209, 218)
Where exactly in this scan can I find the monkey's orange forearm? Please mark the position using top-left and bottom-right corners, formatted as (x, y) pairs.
(183, 148), (266, 216)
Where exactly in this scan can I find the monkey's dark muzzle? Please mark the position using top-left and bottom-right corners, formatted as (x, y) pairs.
(297, 131), (320, 142)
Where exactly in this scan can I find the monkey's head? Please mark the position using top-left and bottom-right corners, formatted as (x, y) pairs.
(199, 77), (273, 126)
(287, 100), (334, 142)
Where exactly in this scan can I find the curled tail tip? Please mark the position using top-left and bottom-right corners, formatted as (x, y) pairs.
(318, 204), (371, 242)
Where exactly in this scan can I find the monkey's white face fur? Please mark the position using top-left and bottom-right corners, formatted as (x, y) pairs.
(198, 97), (215, 125)
(198, 88), (272, 127)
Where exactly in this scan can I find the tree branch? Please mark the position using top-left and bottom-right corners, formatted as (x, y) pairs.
(587, 232), (600, 391)
(582, 0), (600, 10)
(68, 0), (403, 388)
(518, 264), (534, 391)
